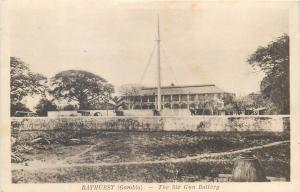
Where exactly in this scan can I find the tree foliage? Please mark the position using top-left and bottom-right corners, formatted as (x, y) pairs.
(118, 84), (143, 109)
(34, 98), (58, 116)
(10, 102), (31, 116)
(49, 70), (114, 110)
(118, 84), (143, 97)
(248, 34), (289, 114)
(109, 96), (126, 110)
(61, 104), (78, 111)
(10, 57), (47, 104)
(85, 96), (125, 110)
(10, 57), (47, 116)
(230, 94), (277, 114)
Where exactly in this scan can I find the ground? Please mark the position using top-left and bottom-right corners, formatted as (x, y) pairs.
(11, 131), (290, 183)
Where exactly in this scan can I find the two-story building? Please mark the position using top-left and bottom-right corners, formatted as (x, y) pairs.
(122, 84), (234, 111)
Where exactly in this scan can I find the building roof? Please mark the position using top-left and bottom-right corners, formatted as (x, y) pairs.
(138, 84), (227, 96)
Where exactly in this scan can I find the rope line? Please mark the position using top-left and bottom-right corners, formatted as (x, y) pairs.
(139, 44), (157, 84)
(161, 44), (179, 85)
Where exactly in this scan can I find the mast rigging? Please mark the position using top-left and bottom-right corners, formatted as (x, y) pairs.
(156, 15), (162, 111)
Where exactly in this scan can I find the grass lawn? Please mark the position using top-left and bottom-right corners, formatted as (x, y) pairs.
(11, 131), (290, 183)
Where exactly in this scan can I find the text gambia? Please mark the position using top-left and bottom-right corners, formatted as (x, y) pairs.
(82, 184), (142, 191)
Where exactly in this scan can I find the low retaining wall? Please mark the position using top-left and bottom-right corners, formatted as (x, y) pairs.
(48, 110), (156, 117)
(47, 109), (192, 117)
(160, 109), (191, 116)
(11, 116), (289, 132)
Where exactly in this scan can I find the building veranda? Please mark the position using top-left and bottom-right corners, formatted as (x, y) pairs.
(122, 84), (234, 115)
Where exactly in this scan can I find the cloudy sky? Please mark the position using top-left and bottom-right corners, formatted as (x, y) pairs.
(9, 1), (289, 105)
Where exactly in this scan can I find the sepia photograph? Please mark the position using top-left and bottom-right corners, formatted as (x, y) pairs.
(1, 0), (299, 190)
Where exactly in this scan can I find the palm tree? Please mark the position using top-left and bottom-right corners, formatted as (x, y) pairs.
(108, 96), (126, 110)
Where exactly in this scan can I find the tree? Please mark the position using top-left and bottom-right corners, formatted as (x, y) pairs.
(10, 57), (47, 116)
(49, 70), (114, 110)
(10, 102), (31, 116)
(230, 93), (278, 115)
(35, 98), (58, 116)
(248, 34), (289, 114)
(118, 84), (142, 96)
(222, 94), (235, 106)
(118, 84), (143, 109)
(62, 104), (78, 111)
(87, 96), (125, 110)
(109, 96), (126, 110)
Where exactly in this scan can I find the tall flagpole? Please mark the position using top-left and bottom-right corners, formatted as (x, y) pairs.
(156, 15), (162, 111)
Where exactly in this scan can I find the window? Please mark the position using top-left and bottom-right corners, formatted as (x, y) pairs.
(173, 103), (180, 109)
(149, 104), (155, 109)
(189, 94), (195, 101)
(172, 95), (179, 101)
(134, 105), (141, 109)
(142, 96), (148, 102)
(189, 103), (196, 108)
(181, 95), (187, 101)
(198, 94), (204, 101)
(181, 103), (188, 109)
(164, 95), (171, 102)
(142, 104), (148, 109)
(134, 97), (141, 102)
(164, 103), (171, 109)
(149, 96), (155, 102)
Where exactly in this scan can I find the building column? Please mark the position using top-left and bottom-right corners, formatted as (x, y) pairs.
(170, 95), (173, 109)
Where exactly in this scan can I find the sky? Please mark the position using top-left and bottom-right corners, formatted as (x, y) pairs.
(8, 1), (289, 108)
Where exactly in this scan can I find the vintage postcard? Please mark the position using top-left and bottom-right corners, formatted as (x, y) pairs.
(0, 0), (300, 192)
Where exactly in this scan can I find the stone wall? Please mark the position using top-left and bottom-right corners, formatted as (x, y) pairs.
(48, 110), (155, 117)
(11, 116), (289, 132)
(160, 109), (191, 116)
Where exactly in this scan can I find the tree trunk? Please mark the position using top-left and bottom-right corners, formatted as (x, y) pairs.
(79, 97), (89, 110)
